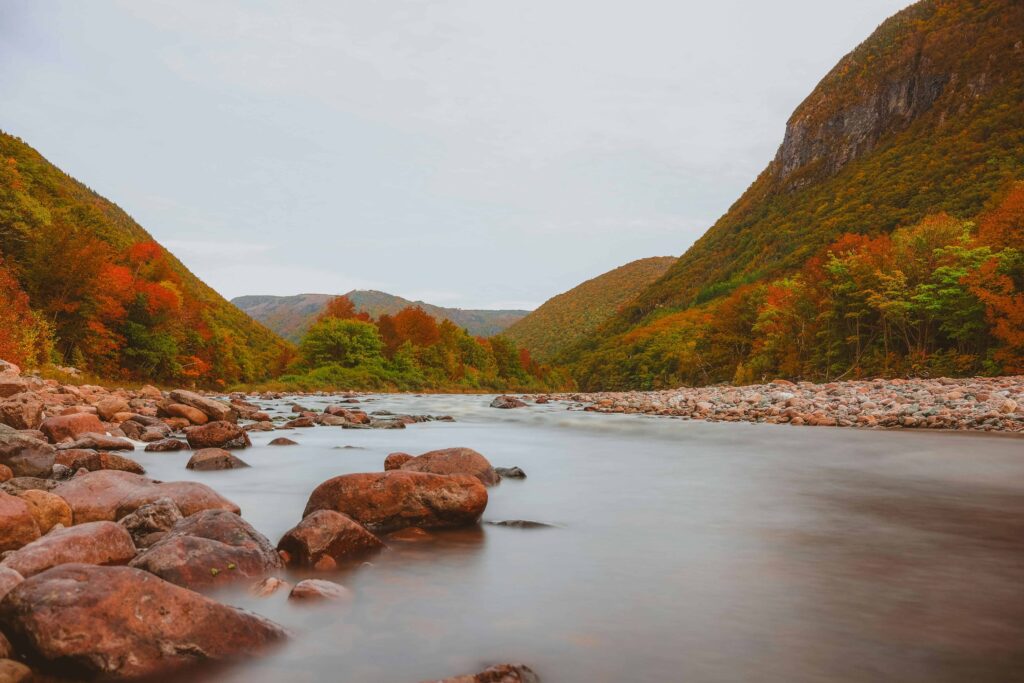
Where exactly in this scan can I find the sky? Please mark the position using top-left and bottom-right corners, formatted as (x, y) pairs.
(0, 0), (909, 310)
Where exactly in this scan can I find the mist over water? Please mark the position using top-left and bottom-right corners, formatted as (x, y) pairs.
(133, 395), (1024, 683)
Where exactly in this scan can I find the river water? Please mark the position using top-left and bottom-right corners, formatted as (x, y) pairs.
(133, 394), (1024, 683)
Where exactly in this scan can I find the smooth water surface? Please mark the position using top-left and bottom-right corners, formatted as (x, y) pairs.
(133, 394), (1024, 683)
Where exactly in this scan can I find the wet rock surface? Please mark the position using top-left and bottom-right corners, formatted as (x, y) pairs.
(187, 448), (250, 471)
(399, 447), (499, 486)
(277, 510), (385, 570)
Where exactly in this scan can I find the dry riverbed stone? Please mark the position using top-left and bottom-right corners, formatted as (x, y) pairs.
(0, 563), (286, 679)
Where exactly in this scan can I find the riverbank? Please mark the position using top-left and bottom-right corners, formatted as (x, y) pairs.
(544, 375), (1024, 433)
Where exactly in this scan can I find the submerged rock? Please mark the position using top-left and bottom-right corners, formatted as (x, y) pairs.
(186, 448), (250, 471)
(268, 437), (298, 446)
(495, 466), (527, 480)
(289, 578), (352, 602)
(490, 396), (527, 409)
(0, 564), (286, 679)
(423, 663), (541, 683)
(303, 471), (488, 534)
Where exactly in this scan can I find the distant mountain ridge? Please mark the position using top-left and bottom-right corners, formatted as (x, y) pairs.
(503, 257), (676, 362)
(233, 290), (530, 342)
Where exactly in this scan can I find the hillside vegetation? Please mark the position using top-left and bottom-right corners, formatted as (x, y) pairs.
(233, 290), (528, 342)
(504, 257), (675, 361)
(0, 131), (289, 385)
(565, 0), (1024, 390)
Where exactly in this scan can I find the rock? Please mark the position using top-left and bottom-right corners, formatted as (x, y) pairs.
(0, 375), (28, 400)
(534, 397), (549, 404)
(0, 425), (55, 478)
(317, 414), (348, 426)
(0, 492), (39, 552)
(0, 567), (23, 603)
(53, 470), (240, 524)
(0, 521), (136, 578)
(166, 402), (209, 425)
(58, 432), (135, 451)
(289, 579), (352, 602)
(422, 663), (540, 683)
(39, 413), (105, 443)
(139, 384), (163, 400)
(400, 447), (499, 486)
(118, 497), (184, 549)
(490, 395), (527, 409)
(369, 419), (405, 429)
(0, 659), (31, 683)
(94, 397), (130, 422)
(186, 448), (250, 471)
(251, 576), (290, 597)
(284, 416), (315, 428)
(268, 437), (297, 446)
(169, 389), (237, 423)
(14, 489), (71, 534)
(495, 466), (526, 479)
(303, 471), (488, 534)
(0, 477), (58, 495)
(140, 425), (172, 442)
(999, 398), (1018, 414)
(384, 452), (413, 470)
(117, 419), (145, 440)
(0, 564), (286, 679)
(487, 520), (554, 529)
(0, 393), (43, 430)
(186, 421), (251, 450)
(0, 465), (10, 483)
(145, 438), (188, 452)
(277, 510), (385, 570)
(55, 450), (146, 475)
(130, 510), (283, 589)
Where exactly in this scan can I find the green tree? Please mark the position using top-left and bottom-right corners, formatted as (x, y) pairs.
(300, 318), (384, 368)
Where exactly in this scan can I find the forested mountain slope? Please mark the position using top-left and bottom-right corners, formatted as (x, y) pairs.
(503, 257), (675, 361)
(0, 131), (289, 384)
(565, 0), (1024, 390)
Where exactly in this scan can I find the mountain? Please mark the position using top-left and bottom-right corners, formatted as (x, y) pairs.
(503, 257), (676, 362)
(0, 131), (289, 384)
(233, 290), (530, 342)
(565, 0), (1024, 390)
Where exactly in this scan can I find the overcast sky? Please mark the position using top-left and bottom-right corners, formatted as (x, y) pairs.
(1, 0), (909, 309)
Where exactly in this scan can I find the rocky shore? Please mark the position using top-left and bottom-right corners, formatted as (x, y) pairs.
(542, 375), (1024, 433)
(0, 360), (536, 682)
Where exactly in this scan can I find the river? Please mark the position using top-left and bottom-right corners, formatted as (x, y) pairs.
(132, 394), (1024, 683)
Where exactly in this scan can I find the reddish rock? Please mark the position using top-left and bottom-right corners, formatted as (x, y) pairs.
(384, 452), (413, 470)
(0, 393), (44, 430)
(289, 578), (352, 602)
(0, 659), (31, 682)
(0, 375), (28, 400)
(251, 576), (290, 597)
(166, 403), (209, 425)
(53, 470), (240, 524)
(187, 448), (250, 471)
(303, 471), (488, 534)
(0, 567), (23, 603)
(14, 489), (71, 534)
(422, 663), (540, 683)
(0, 425), (56, 478)
(58, 433), (135, 451)
(186, 421), (251, 449)
(163, 417), (191, 431)
(93, 397), (129, 422)
(130, 510), (283, 589)
(325, 406), (370, 423)
(145, 438), (188, 452)
(118, 498), (183, 548)
(0, 491), (39, 552)
(169, 389), (237, 423)
(277, 510), (385, 570)
(386, 527), (434, 542)
(268, 437), (297, 446)
(0, 521), (136, 578)
(400, 447), (499, 486)
(39, 413), (105, 443)
(55, 450), (145, 475)
(0, 564), (286, 679)
(0, 465), (11, 482)
(284, 416), (315, 428)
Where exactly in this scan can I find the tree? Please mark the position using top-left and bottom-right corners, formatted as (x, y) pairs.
(318, 295), (370, 322)
(300, 318), (384, 368)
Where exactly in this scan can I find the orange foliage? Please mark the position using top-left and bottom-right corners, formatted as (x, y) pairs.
(978, 182), (1024, 249)
(392, 306), (441, 347)
(318, 295), (371, 323)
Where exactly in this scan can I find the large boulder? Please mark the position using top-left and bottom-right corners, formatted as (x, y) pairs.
(130, 510), (283, 589)
(0, 424), (55, 477)
(0, 567), (23, 603)
(303, 471), (488, 533)
(118, 498), (183, 548)
(0, 521), (136, 578)
(169, 390), (237, 423)
(53, 470), (240, 524)
(0, 393), (44, 430)
(0, 374), (28, 400)
(185, 421), (251, 450)
(57, 433), (135, 451)
(93, 396), (130, 422)
(14, 489), (72, 534)
(0, 491), (39, 552)
(55, 449), (146, 475)
(39, 413), (105, 443)
(277, 510), (385, 570)
(400, 447), (499, 486)
(0, 564), (287, 679)
(186, 448), (250, 471)
(166, 403), (209, 425)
